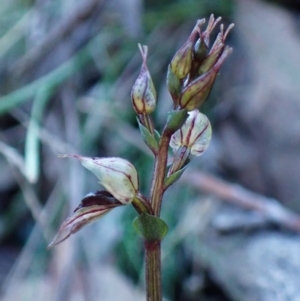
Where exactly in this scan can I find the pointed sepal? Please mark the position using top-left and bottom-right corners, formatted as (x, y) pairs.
(137, 118), (159, 154)
(48, 191), (123, 247)
(166, 109), (188, 132)
(164, 166), (187, 191)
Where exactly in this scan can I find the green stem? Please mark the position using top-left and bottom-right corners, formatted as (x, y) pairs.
(147, 110), (187, 301)
(140, 113), (154, 135)
(150, 127), (173, 216)
(143, 127), (172, 301)
(145, 240), (161, 301)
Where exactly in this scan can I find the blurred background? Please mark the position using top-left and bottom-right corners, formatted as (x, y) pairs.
(1, 0), (300, 300)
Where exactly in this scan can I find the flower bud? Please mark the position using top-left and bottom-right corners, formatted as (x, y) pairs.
(198, 23), (234, 75)
(170, 19), (205, 79)
(193, 38), (209, 62)
(194, 15), (221, 61)
(59, 154), (139, 204)
(131, 44), (157, 115)
(170, 110), (212, 156)
(198, 41), (224, 75)
(48, 191), (123, 247)
(179, 46), (232, 111)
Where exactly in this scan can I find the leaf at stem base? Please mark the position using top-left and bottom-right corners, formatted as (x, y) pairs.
(133, 213), (168, 242)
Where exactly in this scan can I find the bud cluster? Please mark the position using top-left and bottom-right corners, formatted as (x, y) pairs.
(165, 16), (233, 181)
(167, 15), (234, 111)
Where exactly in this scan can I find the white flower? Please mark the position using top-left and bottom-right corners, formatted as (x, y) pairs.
(59, 154), (139, 204)
(170, 110), (212, 156)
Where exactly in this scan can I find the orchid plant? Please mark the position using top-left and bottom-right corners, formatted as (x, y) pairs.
(49, 15), (233, 301)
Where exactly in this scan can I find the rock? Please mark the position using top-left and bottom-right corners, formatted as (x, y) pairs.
(216, 0), (300, 212)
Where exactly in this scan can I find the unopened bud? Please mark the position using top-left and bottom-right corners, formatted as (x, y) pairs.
(194, 38), (209, 62)
(48, 191), (123, 247)
(179, 46), (232, 111)
(198, 23), (234, 75)
(170, 19), (205, 79)
(198, 42), (224, 75)
(179, 68), (216, 111)
(59, 154), (139, 204)
(194, 15), (221, 61)
(170, 110), (212, 156)
(131, 44), (157, 115)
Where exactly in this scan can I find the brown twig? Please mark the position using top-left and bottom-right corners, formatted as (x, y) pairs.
(182, 171), (300, 232)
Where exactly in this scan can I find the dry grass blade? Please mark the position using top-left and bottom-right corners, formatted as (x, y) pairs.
(0, 140), (26, 177)
(0, 9), (33, 58)
(13, 0), (104, 75)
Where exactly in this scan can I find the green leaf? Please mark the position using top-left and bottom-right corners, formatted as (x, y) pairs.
(137, 118), (159, 153)
(166, 109), (188, 132)
(154, 129), (161, 144)
(164, 166), (187, 190)
(133, 213), (168, 242)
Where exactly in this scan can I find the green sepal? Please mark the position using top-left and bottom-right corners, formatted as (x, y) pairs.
(198, 45), (224, 75)
(163, 166), (187, 190)
(137, 118), (159, 153)
(166, 64), (182, 106)
(133, 213), (168, 242)
(166, 109), (188, 132)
